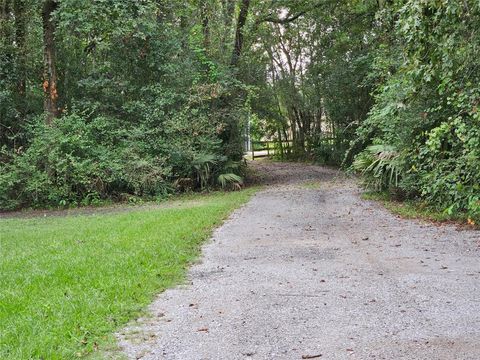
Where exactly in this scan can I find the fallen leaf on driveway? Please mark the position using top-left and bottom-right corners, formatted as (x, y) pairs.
(302, 354), (322, 359)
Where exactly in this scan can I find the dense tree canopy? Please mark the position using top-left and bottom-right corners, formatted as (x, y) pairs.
(1, 0), (479, 219)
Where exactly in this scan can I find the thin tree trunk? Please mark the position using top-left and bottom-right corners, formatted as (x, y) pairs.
(42, 0), (59, 124)
(1, 0), (13, 144)
(14, 0), (26, 112)
(0, 0), (13, 64)
(230, 0), (249, 67)
(221, 0), (236, 54)
(277, 128), (285, 159)
(292, 106), (305, 154)
(0, 0), (11, 24)
(179, 11), (189, 49)
(290, 111), (297, 145)
(200, 1), (210, 51)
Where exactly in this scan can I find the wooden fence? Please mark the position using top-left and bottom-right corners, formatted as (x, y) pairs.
(250, 140), (292, 160)
(250, 138), (337, 160)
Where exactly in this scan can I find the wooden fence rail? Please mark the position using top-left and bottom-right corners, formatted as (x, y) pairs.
(251, 140), (292, 160)
(249, 138), (338, 160)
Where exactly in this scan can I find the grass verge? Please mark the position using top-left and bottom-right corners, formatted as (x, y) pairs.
(0, 188), (257, 359)
(362, 191), (478, 228)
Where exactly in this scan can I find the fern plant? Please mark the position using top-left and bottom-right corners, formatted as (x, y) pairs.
(217, 173), (243, 190)
(192, 154), (217, 189)
(353, 144), (403, 191)
(217, 160), (244, 190)
(191, 155), (244, 190)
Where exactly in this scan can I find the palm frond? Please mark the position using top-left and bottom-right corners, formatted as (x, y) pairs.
(217, 173), (243, 190)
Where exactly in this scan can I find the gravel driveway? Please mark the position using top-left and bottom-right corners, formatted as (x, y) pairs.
(117, 161), (480, 360)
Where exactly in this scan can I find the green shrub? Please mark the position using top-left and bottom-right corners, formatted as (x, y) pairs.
(0, 114), (171, 209)
(0, 105), (246, 210)
(350, 0), (480, 221)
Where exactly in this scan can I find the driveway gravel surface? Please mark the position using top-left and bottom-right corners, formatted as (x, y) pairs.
(117, 161), (480, 360)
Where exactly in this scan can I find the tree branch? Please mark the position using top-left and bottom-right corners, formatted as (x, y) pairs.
(256, 2), (328, 25)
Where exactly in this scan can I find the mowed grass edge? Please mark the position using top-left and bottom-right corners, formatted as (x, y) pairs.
(0, 188), (258, 359)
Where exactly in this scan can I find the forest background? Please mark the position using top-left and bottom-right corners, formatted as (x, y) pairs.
(1, 0), (479, 220)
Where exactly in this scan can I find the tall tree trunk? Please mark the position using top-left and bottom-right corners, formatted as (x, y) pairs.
(0, 0), (13, 65)
(14, 0), (26, 112)
(230, 0), (249, 67)
(0, 0), (11, 25)
(179, 11), (189, 49)
(277, 128), (285, 159)
(292, 106), (305, 154)
(221, 0), (235, 55)
(1, 0), (12, 36)
(1, 0), (13, 145)
(42, 0), (59, 124)
(200, 1), (210, 51)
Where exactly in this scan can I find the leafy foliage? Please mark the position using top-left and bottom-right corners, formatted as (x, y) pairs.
(352, 0), (480, 220)
(0, 0), (246, 210)
(218, 172), (243, 190)
(353, 144), (402, 192)
(1, 0), (479, 220)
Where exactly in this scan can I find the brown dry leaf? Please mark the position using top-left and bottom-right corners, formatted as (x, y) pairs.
(302, 355), (322, 359)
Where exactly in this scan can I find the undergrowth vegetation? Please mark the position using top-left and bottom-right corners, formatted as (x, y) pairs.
(352, 1), (480, 222)
(0, 1), (247, 210)
(1, 0), (479, 220)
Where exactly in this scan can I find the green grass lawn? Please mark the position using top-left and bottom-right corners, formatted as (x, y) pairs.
(0, 189), (256, 359)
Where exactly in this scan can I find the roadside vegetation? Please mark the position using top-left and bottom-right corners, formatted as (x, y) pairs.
(0, 189), (256, 359)
(1, 1), (479, 221)
(362, 192), (478, 228)
(349, 2), (480, 224)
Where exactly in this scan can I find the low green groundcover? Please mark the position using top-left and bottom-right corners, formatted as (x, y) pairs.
(0, 189), (256, 359)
